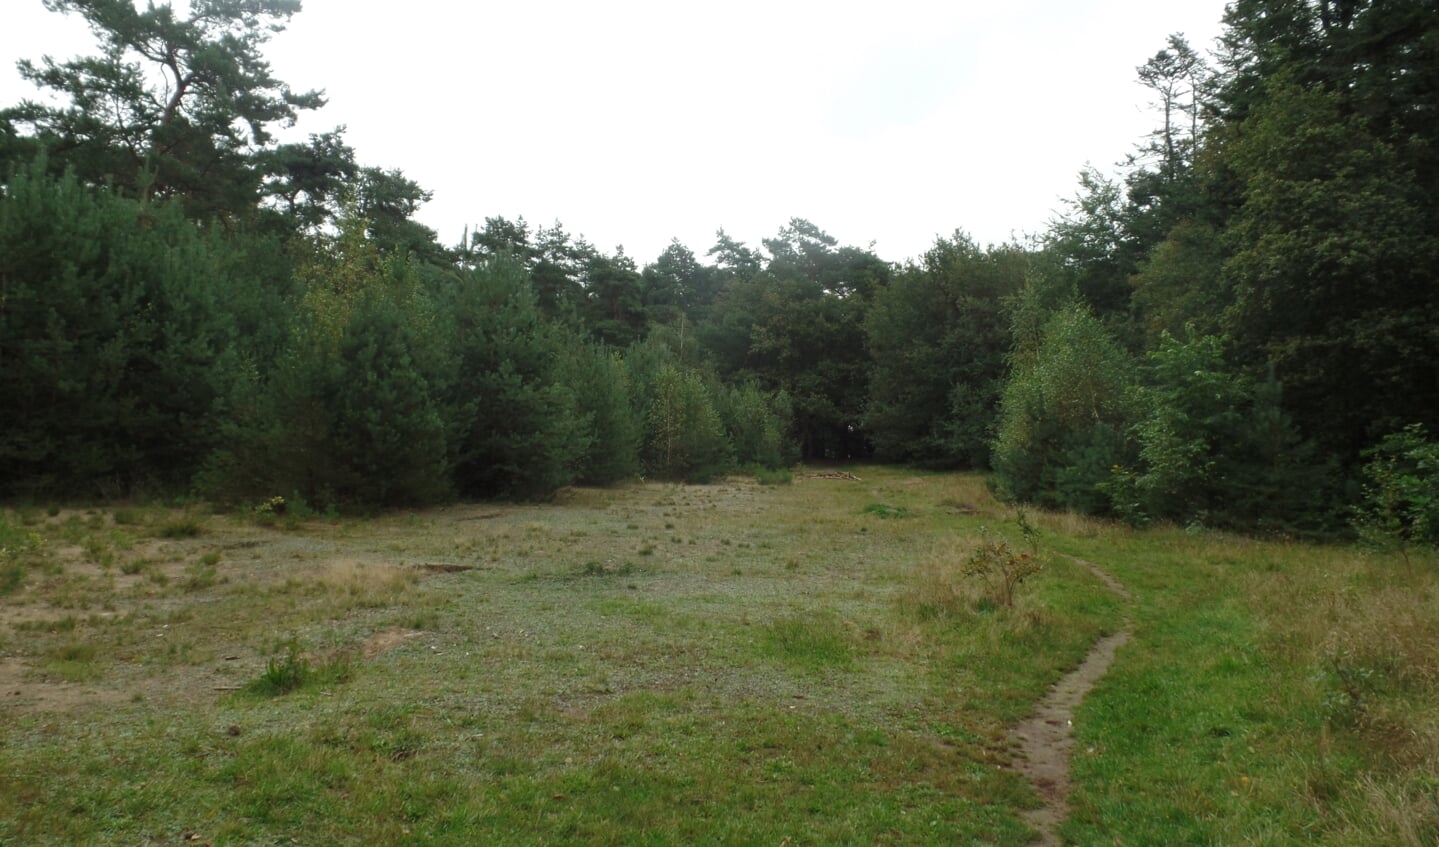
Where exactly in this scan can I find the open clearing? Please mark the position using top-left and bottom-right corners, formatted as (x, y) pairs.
(2, 468), (1436, 845)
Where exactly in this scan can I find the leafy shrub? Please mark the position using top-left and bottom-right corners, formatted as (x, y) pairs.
(961, 538), (1043, 609)
(715, 381), (794, 470)
(111, 507), (144, 526)
(964, 515), (1042, 609)
(1354, 424), (1439, 557)
(753, 466), (793, 485)
(641, 364), (732, 482)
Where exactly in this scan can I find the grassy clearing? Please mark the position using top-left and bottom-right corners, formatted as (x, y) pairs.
(0, 472), (1435, 844)
(1045, 520), (1439, 846)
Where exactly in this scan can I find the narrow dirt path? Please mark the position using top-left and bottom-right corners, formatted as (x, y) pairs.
(1010, 557), (1132, 846)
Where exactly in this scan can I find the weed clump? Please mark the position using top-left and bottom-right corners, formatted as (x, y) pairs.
(111, 507), (144, 526)
(760, 614), (853, 670)
(0, 516), (42, 595)
(157, 515), (204, 539)
(247, 641), (351, 697)
(44, 641), (102, 682)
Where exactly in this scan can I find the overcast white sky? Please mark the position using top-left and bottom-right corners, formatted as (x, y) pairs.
(2, 0), (1230, 264)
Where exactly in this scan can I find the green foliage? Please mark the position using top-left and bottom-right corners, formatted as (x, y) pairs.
(248, 642), (312, 697)
(961, 537), (1043, 610)
(203, 220), (452, 508)
(1046, 167), (1146, 328)
(0, 515), (42, 595)
(712, 381), (794, 471)
(864, 234), (1025, 468)
(157, 515), (204, 539)
(0, 158), (283, 498)
(1354, 425), (1439, 556)
(583, 248), (645, 346)
(247, 640), (354, 698)
(861, 503), (913, 520)
(1221, 80), (1439, 461)
(752, 466), (793, 486)
(623, 338), (755, 483)
(557, 343), (643, 485)
(642, 364), (732, 483)
(698, 220), (883, 460)
(4, 0), (323, 221)
(1124, 331), (1248, 526)
(1129, 221), (1226, 346)
(992, 301), (1140, 513)
(436, 257), (584, 500)
(1115, 330), (1330, 532)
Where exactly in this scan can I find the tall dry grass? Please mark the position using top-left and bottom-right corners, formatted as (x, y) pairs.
(1241, 545), (1439, 839)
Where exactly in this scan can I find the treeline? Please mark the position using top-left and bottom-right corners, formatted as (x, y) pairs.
(988, 2), (1439, 534)
(0, 157), (798, 504)
(2, 0), (1437, 537)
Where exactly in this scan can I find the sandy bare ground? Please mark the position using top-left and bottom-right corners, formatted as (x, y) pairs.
(1010, 557), (1132, 845)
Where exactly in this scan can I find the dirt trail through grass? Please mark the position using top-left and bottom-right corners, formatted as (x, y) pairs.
(1011, 557), (1132, 845)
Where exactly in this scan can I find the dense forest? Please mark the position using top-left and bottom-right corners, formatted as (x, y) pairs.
(2, 0), (1436, 540)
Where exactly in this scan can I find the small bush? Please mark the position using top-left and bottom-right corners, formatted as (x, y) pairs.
(962, 538), (1043, 609)
(960, 515), (1043, 610)
(753, 466), (793, 485)
(1354, 424), (1439, 560)
(82, 537), (114, 568)
(157, 516), (204, 539)
(0, 560), (25, 595)
(579, 560), (635, 577)
(111, 507), (144, 526)
(255, 495), (288, 517)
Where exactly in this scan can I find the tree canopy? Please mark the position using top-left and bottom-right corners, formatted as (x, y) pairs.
(3, 0), (1436, 538)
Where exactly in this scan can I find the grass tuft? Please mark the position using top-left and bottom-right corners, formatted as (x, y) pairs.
(754, 467), (793, 485)
(760, 613), (854, 670)
(157, 515), (204, 538)
(246, 642), (352, 697)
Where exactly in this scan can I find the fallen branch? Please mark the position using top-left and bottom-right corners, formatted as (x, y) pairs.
(802, 471), (863, 481)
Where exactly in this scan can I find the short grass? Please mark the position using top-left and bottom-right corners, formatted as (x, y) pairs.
(0, 471), (1435, 845)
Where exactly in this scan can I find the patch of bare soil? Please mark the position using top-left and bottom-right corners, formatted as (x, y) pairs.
(360, 628), (424, 659)
(1010, 557), (1131, 845)
(0, 657), (129, 714)
(415, 563), (479, 575)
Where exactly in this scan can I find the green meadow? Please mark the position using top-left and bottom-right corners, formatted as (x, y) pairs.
(2, 468), (1434, 845)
